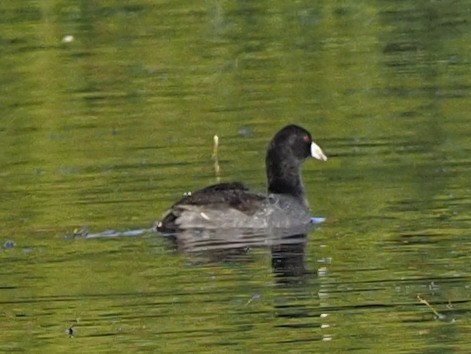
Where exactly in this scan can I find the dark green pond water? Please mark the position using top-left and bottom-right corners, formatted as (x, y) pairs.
(1, 1), (470, 353)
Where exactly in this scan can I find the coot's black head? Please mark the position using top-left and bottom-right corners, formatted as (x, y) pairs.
(266, 124), (327, 198)
(268, 124), (327, 163)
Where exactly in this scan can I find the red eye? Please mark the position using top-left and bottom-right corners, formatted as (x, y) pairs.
(303, 135), (310, 142)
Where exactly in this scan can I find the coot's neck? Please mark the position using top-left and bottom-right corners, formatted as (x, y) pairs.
(266, 150), (306, 202)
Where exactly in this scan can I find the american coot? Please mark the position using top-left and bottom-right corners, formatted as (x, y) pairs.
(156, 124), (327, 233)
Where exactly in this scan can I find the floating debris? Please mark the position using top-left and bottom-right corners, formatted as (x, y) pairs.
(212, 134), (220, 183)
(3, 240), (16, 249)
(246, 293), (261, 306)
(66, 323), (76, 337)
(238, 126), (252, 138)
(417, 294), (453, 321)
(62, 35), (74, 43)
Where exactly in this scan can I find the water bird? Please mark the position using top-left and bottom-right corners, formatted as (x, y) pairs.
(156, 124), (327, 233)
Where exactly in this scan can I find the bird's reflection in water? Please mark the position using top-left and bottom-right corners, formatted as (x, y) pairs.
(271, 233), (307, 279)
(162, 226), (315, 281)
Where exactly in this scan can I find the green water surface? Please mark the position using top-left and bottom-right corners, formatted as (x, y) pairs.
(1, 1), (470, 353)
